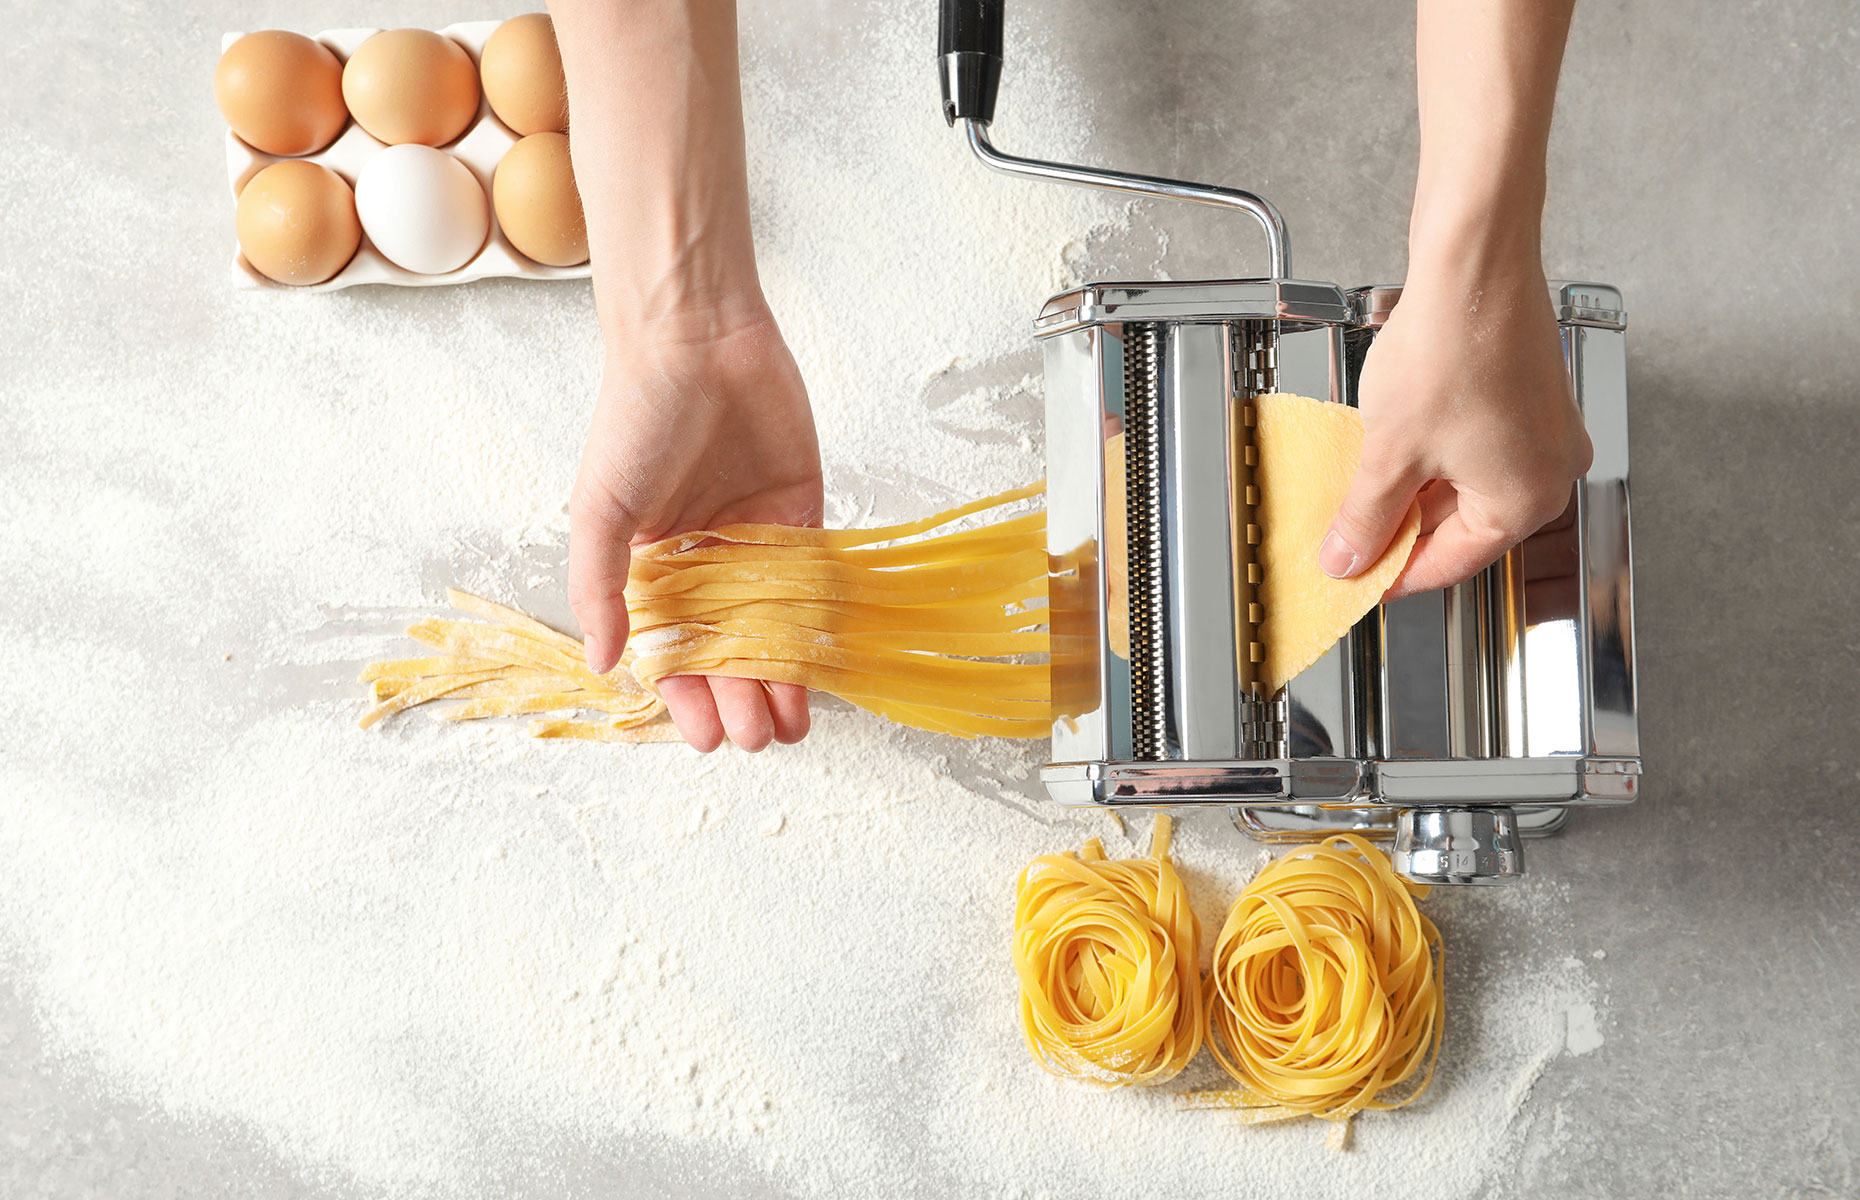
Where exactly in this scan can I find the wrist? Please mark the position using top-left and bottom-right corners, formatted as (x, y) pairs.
(1406, 188), (1546, 298)
(596, 274), (772, 355)
(1408, 132), (1549, 283)
(602, 293), (782, 374)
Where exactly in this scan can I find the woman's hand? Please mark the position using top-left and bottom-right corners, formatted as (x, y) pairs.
(569, 309), (822, 752)
(1321, 0), (1588, 600)
(550, 1), (821, 750)
(1324, 252), (1591, 601)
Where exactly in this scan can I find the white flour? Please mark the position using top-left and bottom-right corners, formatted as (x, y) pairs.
(0, 5), (1599, 1197)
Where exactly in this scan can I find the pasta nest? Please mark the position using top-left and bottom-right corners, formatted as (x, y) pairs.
(1012, 816), (1204, 1087)
(1196, 834), (1444, 1124)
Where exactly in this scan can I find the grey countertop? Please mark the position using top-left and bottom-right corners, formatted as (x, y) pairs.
(4, 1), (1859, 1197)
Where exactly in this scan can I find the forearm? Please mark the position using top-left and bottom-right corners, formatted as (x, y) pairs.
(548, 0), (765, 349)
(1325, 0), (1587, 592)
(1410, 0), (1574, 278)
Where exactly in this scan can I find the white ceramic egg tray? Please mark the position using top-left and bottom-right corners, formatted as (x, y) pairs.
(222, 21), (591, 292)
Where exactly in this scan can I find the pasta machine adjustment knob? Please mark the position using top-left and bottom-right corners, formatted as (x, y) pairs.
(1393, 809), (1523, 885)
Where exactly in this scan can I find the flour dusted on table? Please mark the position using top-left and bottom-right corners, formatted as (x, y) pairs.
(0, 4), (1602, 1197)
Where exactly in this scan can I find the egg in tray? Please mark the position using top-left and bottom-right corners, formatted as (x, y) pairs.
(216, 17), (589, 289)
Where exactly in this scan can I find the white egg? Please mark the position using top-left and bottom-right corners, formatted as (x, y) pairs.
(354, 144), (491, 275)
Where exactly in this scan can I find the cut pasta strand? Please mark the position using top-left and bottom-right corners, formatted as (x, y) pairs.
(358, 483), (1051, 742)
(623, 482), (1050, 739)
(357, 593), (669, 739)
(529, 718), (687, 743)
(1013, 815), (1204, 1087)
(1186, 834), (1445, 1131)
(632, 480), (1046, 557)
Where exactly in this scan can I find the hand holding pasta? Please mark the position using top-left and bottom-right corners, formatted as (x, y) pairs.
(361, 484), (1051, 741)
(570, 315), (824, 752)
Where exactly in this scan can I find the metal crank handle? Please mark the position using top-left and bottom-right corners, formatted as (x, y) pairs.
(935, 0), (1291, 280)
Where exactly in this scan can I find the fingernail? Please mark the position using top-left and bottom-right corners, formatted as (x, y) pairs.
(583, 635), (607, 673)
(1319, 530), (1364, 579)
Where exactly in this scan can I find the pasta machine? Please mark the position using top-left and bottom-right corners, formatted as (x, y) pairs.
(939, 0), (1641, 883)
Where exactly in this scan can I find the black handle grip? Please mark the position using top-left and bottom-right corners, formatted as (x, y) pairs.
(938, 0), (1003, 56)
(938, 0), (1004, 125)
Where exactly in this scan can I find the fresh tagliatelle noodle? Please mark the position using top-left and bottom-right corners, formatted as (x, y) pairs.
(1012, 815), (1204, 1087)
(359, 483), (1052, 740)
(1187, 835), (1446, 1134)
(358, 587), (681, 742)
(624, 481), (1050, 739)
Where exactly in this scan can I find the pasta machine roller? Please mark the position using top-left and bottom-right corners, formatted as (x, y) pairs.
(939, 0), (1641, 884)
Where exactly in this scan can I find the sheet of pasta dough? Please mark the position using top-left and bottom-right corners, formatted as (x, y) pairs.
(1254, 392), (1420, 696)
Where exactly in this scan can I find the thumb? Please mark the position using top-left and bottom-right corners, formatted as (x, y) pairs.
(567, 476), (636, 675)
(1320, 436), (1424, 579)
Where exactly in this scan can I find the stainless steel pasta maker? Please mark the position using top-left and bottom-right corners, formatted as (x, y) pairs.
(939, 0), (1641, 883)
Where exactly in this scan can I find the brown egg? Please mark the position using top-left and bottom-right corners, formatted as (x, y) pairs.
(492, 132), (587, 267)
(341, 29), (481, 147)
(235, 160), (362, 285)
(479, 14), (568, 135)
(214, 31), (347, 156)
